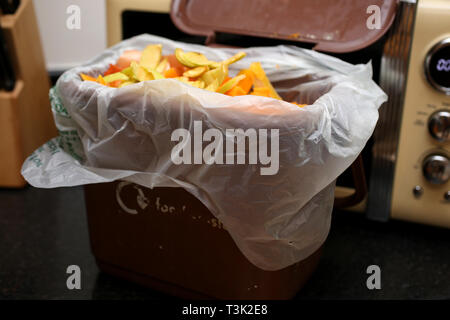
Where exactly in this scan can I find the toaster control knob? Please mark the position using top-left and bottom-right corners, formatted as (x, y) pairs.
(422, 154), (450, 184)
(428, 110), (450, 142)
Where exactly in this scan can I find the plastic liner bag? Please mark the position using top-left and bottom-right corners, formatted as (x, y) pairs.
(21, 34), (387, 271)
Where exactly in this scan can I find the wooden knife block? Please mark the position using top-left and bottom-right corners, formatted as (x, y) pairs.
(0, 0), (57, 187)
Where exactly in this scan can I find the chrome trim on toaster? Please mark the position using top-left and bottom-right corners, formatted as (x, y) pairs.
(367, 1), (417, 221)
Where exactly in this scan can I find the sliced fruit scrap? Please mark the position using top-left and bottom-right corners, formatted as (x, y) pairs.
(96, 75), (106, 85)
(250, 87), (271, 97)
(174, 76), (205, 89)
(166, 54), (189, 75)
(217, 74), (246, 94)
(156, 58), (170, 74)
(249, 62), (282, 100)
(226, 86), (246, 96)
(104, 64), (123, 76)
(175, 48), (215, 68)
(236, 69), (255, 93)
(107, 80), (124, 88)
(205, 79), (220, 91)
(131, 61), (152, 82)
(183, 66), (208, 78)
(116, 50), (142, 69)
(210, 51), (247, 68)
(201, 63), (228, 87)
(103, 72), (129, 83)
(119, 81), (136, 88)
(140, 44), (162, 70)
(80, 73), (96, 82)
(121, 66), (133, 78)
(143, 67), (165, 80)
(164, 67), (181, 78)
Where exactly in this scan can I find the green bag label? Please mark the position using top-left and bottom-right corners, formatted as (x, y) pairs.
(50, 87), (70, 117)
(57, 130), (83, 162)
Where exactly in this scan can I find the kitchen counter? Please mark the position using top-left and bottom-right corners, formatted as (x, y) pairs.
(0, 185), (449, 300)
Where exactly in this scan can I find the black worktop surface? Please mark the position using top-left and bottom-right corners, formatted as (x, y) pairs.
(1, 185), (449, 300)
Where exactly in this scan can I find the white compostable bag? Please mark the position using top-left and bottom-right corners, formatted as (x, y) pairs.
(22, 34), (387, 271)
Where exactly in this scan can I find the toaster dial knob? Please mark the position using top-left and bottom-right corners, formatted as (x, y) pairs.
(428, 110), (450, 142)
(422, 154), (450, 184)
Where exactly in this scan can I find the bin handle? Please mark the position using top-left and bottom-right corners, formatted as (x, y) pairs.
(334, 155), (367, 209)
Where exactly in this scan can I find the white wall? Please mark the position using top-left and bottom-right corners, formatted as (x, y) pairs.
(33, 0), (107, 72)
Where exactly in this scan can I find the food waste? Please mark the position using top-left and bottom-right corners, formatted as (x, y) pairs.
(80, 44), (306, 107)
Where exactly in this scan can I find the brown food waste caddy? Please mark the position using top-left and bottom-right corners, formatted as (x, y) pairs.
(85, 182), (322, 299)
(84, 0), (397, 299)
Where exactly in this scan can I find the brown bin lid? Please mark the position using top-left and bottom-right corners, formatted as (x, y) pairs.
(170, 0), (398, 53)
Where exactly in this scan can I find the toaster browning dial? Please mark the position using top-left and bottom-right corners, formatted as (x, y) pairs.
(422, 154), (450, 185)
(428, 110), (450, 142)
